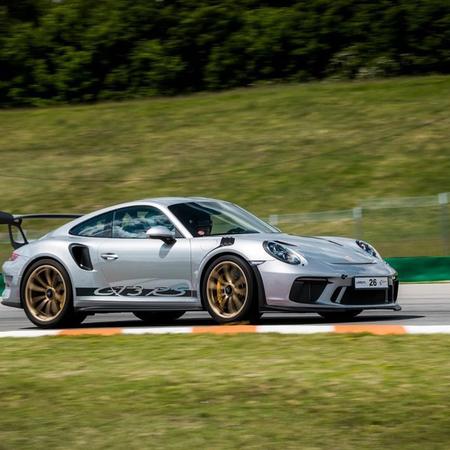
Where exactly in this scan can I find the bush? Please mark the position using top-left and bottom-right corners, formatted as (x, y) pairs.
(0, 0), (449, 105)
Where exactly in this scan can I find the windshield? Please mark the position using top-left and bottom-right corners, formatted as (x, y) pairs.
(168, 201), (279, 237)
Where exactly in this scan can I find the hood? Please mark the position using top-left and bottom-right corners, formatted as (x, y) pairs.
(247, 233), (378, 264)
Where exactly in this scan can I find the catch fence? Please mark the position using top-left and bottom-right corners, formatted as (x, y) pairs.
(0, 193), (449, 259)
(268, 193), (450, 257)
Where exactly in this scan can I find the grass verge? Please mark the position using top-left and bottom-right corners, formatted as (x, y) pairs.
(0, 334), (449, 449)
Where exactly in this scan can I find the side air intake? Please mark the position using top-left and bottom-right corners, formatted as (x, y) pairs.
(69, 244), (93, 271)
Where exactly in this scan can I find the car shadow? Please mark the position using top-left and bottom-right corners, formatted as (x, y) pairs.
(260, 313), (424, 325)
(58, 312), (425, 329)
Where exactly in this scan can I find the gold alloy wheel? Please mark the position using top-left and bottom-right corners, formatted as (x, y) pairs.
(206, 261), (248, 319)
(24, 265), (67, 322)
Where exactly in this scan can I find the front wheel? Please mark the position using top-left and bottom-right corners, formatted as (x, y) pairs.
(133, 311), (185, 323)
(202, 255), (257, 324)
(318, 310), (362, 322)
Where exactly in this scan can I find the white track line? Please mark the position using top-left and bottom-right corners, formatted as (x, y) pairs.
(404, 325), (450, 334)
(123, 326), (193, 335)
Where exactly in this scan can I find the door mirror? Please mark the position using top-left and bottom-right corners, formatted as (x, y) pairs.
(146, 226), (176, 245)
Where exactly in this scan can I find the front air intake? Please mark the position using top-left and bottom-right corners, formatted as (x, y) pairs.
(289, 278), (329, 303)
(340, 287), (389, 305)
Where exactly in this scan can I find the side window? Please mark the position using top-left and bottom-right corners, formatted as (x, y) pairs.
(70, 212), (113, 238)
(112, 206), (179, 239)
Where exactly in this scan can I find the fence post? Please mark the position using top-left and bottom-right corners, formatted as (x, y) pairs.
(353, 207), (363, 239)
(268, 214), (279, 226)
(438, 193), (449, 255)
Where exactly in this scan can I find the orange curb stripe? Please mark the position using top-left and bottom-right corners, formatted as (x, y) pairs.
(192, 325), (257, 334)
(53, 325), (410, 336)
(59, 328), (123, 336)
(334, 325), (406, 335)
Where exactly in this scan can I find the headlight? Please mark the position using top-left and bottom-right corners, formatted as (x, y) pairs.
(263, 241), (301, 265)
(356, 240), (381, 259)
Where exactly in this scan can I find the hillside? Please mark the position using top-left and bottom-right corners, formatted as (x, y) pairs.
(1, 75), (450, 258)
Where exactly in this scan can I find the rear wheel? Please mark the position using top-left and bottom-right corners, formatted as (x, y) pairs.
(318, 310), (362, 322)
(202, 255), (257, 324)
(133, 311), (185, 323)
(22, 259), (81, 328)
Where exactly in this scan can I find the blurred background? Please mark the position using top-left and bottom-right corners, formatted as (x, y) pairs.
(1, 0), (450, 263)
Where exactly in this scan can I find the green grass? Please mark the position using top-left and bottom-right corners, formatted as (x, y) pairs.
(0, 334), (449, 449)
(1, 75), (450, 259)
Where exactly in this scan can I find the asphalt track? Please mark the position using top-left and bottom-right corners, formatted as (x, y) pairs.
(1, 284), (449, 332)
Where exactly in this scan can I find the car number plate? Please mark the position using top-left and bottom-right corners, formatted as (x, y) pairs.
(354, 277), (388, 289)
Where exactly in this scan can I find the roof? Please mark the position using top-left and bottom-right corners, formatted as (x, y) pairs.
(46, 197), (229, 237)
(138, 196), (223, 206)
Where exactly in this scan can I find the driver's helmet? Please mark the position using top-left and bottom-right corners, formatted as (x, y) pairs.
(188, 210), (212, 237)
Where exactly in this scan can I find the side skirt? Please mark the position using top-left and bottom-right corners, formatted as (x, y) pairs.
(261, 304), (402, 313)
(74, 298), (203, 313)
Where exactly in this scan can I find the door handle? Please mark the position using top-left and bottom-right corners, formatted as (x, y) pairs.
(101, 253), (119, 261)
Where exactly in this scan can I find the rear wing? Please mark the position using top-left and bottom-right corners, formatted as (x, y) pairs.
(0, 211), (82, 249)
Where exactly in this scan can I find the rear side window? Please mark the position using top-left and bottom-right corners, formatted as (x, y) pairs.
(69, 212), (113, 238)
(112, 206), (179, 239)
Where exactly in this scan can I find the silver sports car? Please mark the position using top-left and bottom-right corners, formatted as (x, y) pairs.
(1, 197), (400, 328)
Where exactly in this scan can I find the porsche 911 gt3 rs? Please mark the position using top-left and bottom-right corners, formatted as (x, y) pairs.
(0, 197), (400, 328)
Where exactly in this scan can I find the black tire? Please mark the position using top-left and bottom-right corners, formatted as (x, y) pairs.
(202, 255), (257, 324)
(318, 310), (362, 322)
(21, 258), (78, 329)
(133, 311), (185, 323)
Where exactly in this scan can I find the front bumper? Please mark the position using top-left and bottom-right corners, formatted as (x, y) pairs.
(257, 259), (400, 312)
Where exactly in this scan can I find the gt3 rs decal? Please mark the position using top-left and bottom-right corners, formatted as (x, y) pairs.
(76, 286), (196, 297)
